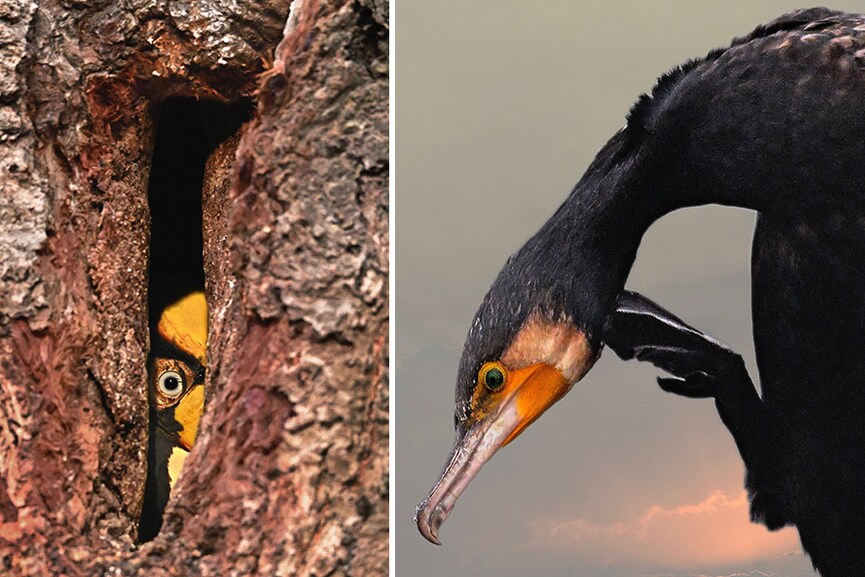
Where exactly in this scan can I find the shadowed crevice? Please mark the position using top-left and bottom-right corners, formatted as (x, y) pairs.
(139, 97), (251, 543)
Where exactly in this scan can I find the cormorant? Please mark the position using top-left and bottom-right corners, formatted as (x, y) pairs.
(138, 291), (207, 542)
(415, 8), (865, 575)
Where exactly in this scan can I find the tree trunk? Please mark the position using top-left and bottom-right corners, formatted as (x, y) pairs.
(0, 0), (388, 574)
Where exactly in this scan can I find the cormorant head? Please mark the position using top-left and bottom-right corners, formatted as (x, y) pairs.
(415, 239), (608, 544)
(415, 125), (648, 543)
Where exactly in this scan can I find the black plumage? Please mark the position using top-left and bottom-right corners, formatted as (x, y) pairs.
(419, 8), (865, 575)
(138, 416), (177, 542)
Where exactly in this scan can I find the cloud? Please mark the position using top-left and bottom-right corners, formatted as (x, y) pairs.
(642, 570), (805, 577)
(528, 491), (803, 569)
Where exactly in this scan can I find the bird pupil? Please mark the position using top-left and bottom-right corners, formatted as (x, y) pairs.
(165, 376), (179, 390)
(486, 368), (504, 390)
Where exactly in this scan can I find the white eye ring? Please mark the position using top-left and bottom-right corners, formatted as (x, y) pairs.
(157, 370), (185, 398)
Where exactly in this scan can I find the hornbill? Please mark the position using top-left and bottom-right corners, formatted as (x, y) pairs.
(416, 8), (865, 576)
(138, 291), (207, 542)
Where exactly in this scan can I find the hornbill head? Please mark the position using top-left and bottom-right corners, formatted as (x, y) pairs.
(149, 291), (207, 486)
(139, 291), (207, 542)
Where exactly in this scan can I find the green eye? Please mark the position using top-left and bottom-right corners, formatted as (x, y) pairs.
(479, 362), (507, 392)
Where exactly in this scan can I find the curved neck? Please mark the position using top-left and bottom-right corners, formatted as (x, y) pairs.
(511, 131), (671, 340)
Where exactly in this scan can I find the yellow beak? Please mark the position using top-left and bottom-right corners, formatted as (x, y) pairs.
(174, 384), (204, 451)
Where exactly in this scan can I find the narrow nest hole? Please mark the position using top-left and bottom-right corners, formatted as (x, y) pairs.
(139, 97), (251, 543)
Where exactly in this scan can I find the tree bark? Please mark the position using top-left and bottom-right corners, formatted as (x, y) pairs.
(0, 0), (388, 575)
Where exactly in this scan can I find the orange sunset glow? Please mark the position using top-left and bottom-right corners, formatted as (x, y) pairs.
(529, 490), (802, 568)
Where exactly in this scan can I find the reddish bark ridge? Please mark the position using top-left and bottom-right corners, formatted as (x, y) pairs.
(0, 0), (388, 575)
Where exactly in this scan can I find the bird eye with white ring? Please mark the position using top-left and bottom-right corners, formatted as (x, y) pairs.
(157, 370), (185, 398)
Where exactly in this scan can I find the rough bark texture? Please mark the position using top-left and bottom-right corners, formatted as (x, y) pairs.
(0, 0), (388, 575)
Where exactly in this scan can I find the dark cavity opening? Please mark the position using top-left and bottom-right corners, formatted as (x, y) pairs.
(147, 98), (252, 317)
(139, 97), (251, 543)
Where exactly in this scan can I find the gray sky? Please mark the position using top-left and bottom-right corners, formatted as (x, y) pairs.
(396, 2), (862, 576)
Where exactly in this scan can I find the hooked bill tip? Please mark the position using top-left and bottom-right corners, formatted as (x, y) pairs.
(414, 499), (444, 545)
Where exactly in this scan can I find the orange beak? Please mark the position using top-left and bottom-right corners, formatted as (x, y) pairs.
(415, 363), (573, 544)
